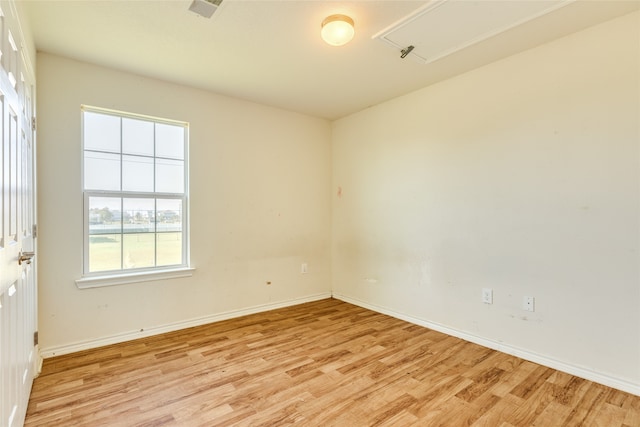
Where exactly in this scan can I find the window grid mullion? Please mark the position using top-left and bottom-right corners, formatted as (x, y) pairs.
(119, 196), (124, 271)
(153, 124), (157, 268)
(154, 198), (158, 268)
(119, 117), (124, 270)
(153, 122), (157, 193)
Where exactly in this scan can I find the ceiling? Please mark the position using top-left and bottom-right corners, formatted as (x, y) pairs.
(24, 0), (639, 120)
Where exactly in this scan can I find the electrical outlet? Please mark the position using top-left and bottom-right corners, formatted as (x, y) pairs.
(523, 296), (535, 312)
(482, 288), (493, 304)
(301, 263), (308, 274)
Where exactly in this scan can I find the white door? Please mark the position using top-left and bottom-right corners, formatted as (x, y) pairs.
(0, 4), (38, 426)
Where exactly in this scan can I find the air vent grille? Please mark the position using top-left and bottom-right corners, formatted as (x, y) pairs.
(188, 0), (223, 19)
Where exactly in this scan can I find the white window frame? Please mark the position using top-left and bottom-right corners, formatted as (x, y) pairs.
(76, 105), (192, 288)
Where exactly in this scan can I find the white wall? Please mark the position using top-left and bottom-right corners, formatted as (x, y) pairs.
(36, 53), (332, 354)
(332, 11), (640, 392)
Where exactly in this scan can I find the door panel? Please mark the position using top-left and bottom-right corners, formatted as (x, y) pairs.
(0, 2), (37, 426)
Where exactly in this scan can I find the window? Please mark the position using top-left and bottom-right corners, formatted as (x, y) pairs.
(81, 106), (189, 281)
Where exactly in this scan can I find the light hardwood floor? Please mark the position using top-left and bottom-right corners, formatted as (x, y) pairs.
(25, 298), (639, 426)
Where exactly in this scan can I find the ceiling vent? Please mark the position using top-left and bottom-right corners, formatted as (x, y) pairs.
(373, 0), (572, 63)
(188, 0), (223, 19)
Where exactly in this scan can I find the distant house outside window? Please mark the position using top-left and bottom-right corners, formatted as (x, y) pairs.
(81, 106), (189, 277)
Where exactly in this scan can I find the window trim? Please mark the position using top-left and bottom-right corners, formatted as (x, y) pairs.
(80, 105), (191, 283)
(75, 267), (195, 289)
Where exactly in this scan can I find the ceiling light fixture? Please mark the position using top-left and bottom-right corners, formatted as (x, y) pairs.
(321, 14), (355, 46)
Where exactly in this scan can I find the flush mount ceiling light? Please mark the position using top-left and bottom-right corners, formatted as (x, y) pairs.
(321, 14), (355, 46)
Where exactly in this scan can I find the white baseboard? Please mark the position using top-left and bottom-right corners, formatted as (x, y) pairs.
(40, 292), (332, 359)
(333, 292), (640, 397)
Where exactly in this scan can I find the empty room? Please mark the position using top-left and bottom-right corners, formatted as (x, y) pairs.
(0, 0), (638, 425)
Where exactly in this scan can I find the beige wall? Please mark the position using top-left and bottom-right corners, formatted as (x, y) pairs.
(36, 53), (332, 353)
(332, 11), (639, 391)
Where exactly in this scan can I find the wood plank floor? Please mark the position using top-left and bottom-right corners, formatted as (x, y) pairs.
(25, 298), (639, 426)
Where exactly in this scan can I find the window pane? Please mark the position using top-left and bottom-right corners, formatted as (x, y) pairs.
(123, 198), (155, 233)
(157, 199), (182, 231)
(157, 232), (182, 266)
(84, 111), (120, 152)
(85, 151), (120, 191)
(88, 197), (122, 235)
(123, 233), (155, 269)
(156, 123), (184, 159)
(88, 196), (122, 273)
(89, 234), (122, 272)
(156, 159), (184, 193)
(123, 118), (154, 156)
(123, 155), (154, 192)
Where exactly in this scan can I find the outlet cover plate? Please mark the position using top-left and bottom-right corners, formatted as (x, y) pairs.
(523, 296), (535, 312)
(482, 288), (493, 304)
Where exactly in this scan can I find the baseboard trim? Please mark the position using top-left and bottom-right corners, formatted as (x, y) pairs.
(333, 292), (640, 397)
(40, 292), (332, 358)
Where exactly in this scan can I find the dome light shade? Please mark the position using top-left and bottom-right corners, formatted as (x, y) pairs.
(321, 14), (355, 46)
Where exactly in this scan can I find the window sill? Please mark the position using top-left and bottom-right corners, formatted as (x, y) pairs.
(75, 267), (195, 289)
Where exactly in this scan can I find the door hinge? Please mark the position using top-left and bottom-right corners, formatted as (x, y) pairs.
(32, 116), (36, 132)
(34, 331), (39, 346)
(32, 224), (37, 238)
